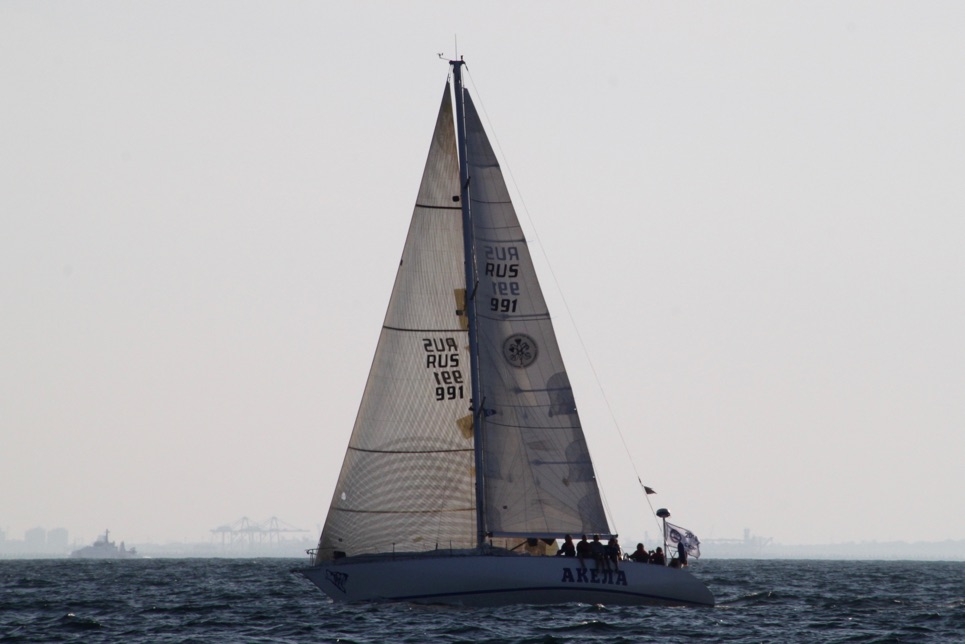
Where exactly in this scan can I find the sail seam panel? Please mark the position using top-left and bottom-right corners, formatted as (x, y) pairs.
(477, 419), (582, 430)
(467, 197), (511, 205)
(475, 313), (550, 322)
(473, 229), (524, 239)
(472, 403), (578, 413)
(500, 386), (574, 394)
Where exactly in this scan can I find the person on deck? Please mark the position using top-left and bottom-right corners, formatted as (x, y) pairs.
(630, 543), (649, 562)
(677, 538), (689, 567)
(557, 534), (576, 558)
(590, 535), (608, 570)
(606, 537), (621, 571)
(576, 535), (591, 567)
(650, 547), (665, 565)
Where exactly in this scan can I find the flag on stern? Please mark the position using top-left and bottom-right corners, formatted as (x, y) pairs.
(665, 522), (701, 560)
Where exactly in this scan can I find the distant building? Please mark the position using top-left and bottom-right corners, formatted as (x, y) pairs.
(25, 527), (46, 547)
(48, 528), (69, 551)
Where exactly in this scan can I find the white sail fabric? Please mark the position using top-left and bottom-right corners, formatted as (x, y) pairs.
(462, 91), (610, 538)
(316, 85), (476, 560)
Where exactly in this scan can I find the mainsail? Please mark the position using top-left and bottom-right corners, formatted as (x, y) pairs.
(316, 76), (609, 561)
(316, 85), (475, 559)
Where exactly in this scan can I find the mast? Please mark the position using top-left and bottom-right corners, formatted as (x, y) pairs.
(451, 59), (486, 548)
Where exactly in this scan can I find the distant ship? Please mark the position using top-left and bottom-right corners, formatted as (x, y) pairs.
(70, 529), (139, 559)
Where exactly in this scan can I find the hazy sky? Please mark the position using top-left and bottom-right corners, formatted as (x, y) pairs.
(3, 2), (963, 548)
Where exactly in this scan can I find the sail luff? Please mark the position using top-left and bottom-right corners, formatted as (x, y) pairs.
(451, 60), (488, 548)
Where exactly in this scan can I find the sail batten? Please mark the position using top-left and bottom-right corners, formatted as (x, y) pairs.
(332, 508), (476, 515)
(382, 325), (468, 333)
(348, 447), (474, 455)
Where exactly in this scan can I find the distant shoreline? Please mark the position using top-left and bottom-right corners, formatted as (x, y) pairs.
(2, 539), (963, 562)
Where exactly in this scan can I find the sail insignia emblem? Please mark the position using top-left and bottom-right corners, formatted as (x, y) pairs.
(326, 569), (349, 593)
(503, 334), (538, 368)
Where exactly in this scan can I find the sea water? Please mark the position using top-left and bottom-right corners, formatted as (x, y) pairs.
(1, 558), (962, 642)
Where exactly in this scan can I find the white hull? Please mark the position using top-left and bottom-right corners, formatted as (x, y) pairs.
(297, 554), (714, 607)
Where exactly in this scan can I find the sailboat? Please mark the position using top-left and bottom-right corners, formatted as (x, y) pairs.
(297, 60), (714, 607)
